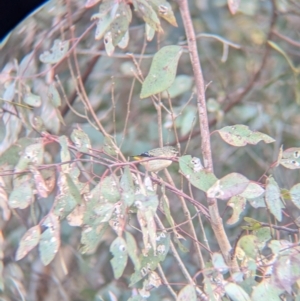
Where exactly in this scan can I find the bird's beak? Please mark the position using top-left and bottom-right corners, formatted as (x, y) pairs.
(131, 156), (143, 161)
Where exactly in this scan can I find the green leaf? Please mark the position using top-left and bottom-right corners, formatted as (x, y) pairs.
(120, 166), (135, 206)
(15, 141), (44, 172)
(80, 223), (108, 254)
(253, 227), (271, 246)
(53, 173), (81, 219)
(224, 282), (251, 301)
(18, 51), (36, 77)
(242, 217), (262, 231)
(2, 82), (15, 101)
(226, 196), (246, 225)
(53, 193), (77, 219)
(148, 0), (178, 27)
(104, 31), (115, 56)
(161, 193), (188, 252)
(23, 93), (41, 107)
(91, 0), (118, 40)
(207, 98), (221, 113)
(109, 3), (131, 46)
(48, 83), (61, 108)
(0, 102), (22, 154)
(265, 176), (283, 222)
(0, 182), (10, 221)
(137, 207), (157, 254)
(59, 136), (71, 172)
(83, 176), (121, 226)
(8, 177), (34, 209)
(269, 240), (293, 256)
(70, 128), (91, 153)
(290, 183), (300, 209)
(39, 39), (70, 64)
(238, 235), (258, 259)
(66, 174), (81, 204)
(101, 175), (121, 203)
(279, 147), (300, 169)
(125, 232), (141, 271)
(272, 253), (300, 293)
(30, 166), (50, 198)
(40, 100), (61, 134)
(247, 193), (266, 208)
(132, 0), (162, 32)
(217, 124), (275, 147)
(239, 182), (264, 199)
(140, 45), (183, 99)
(145, 23), (155, 41)
(92, 15), (113, 41)
(161, 75), (193, 99)
(251, 281), (283, 301)
(66, 203), (85, 227)
(103, 136), (117, 155)
(118, 30), (129, 49)
(129, 232), (170, 286)
(175, 106), (197, 136)
(212, 252), (229, 274)
(0, 137), (36, 167)
(177, 284), (197, 301)
(179, 155), (217, 192)
(39, 214), (60, 265)
(110, 237), (128, 279)
(92, 202), (115, 223)
(15, 225), (41, 260)
(207, 173), (249, 200)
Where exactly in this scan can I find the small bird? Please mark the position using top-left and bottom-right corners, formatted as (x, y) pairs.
(132, 146), (178, 172)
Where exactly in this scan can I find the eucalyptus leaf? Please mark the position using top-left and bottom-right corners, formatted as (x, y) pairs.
(80, 223), (108, 254)
(70, 128), (91, 153)
(224, 282), (251, 301)
(140, 45), (183, 99)
(290, 183), (300, 209)
(110, 237), (128, 279)
(207, 173), (249, 200)
(132, 0), (162, 32)
(238, 235), (258, 259)
(161, 75), (193, 99)
(226, 195), (246, 225)
(9, 179), (34, 209)
(265, 176), (283, 222)
(179, 155), (217, 192)
(15, 225), (41, 261)
(217, 124), (275, 147)
(120, 166), (135, 206)
(148, 0), (178, 26)
(39, 39), (70, 64)
(279, 147), (300, 169)
(39, 214), (60, 265)
(47, 83), (61, 108)
(125, 231), (141, 271)
(23, 93), (41, 107)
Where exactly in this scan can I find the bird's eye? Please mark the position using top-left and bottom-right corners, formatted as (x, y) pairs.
(140, 152), (151, 157)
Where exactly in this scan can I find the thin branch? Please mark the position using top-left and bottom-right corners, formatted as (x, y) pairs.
(178, 0), (239, 272)
(273, 30), (300, 48)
